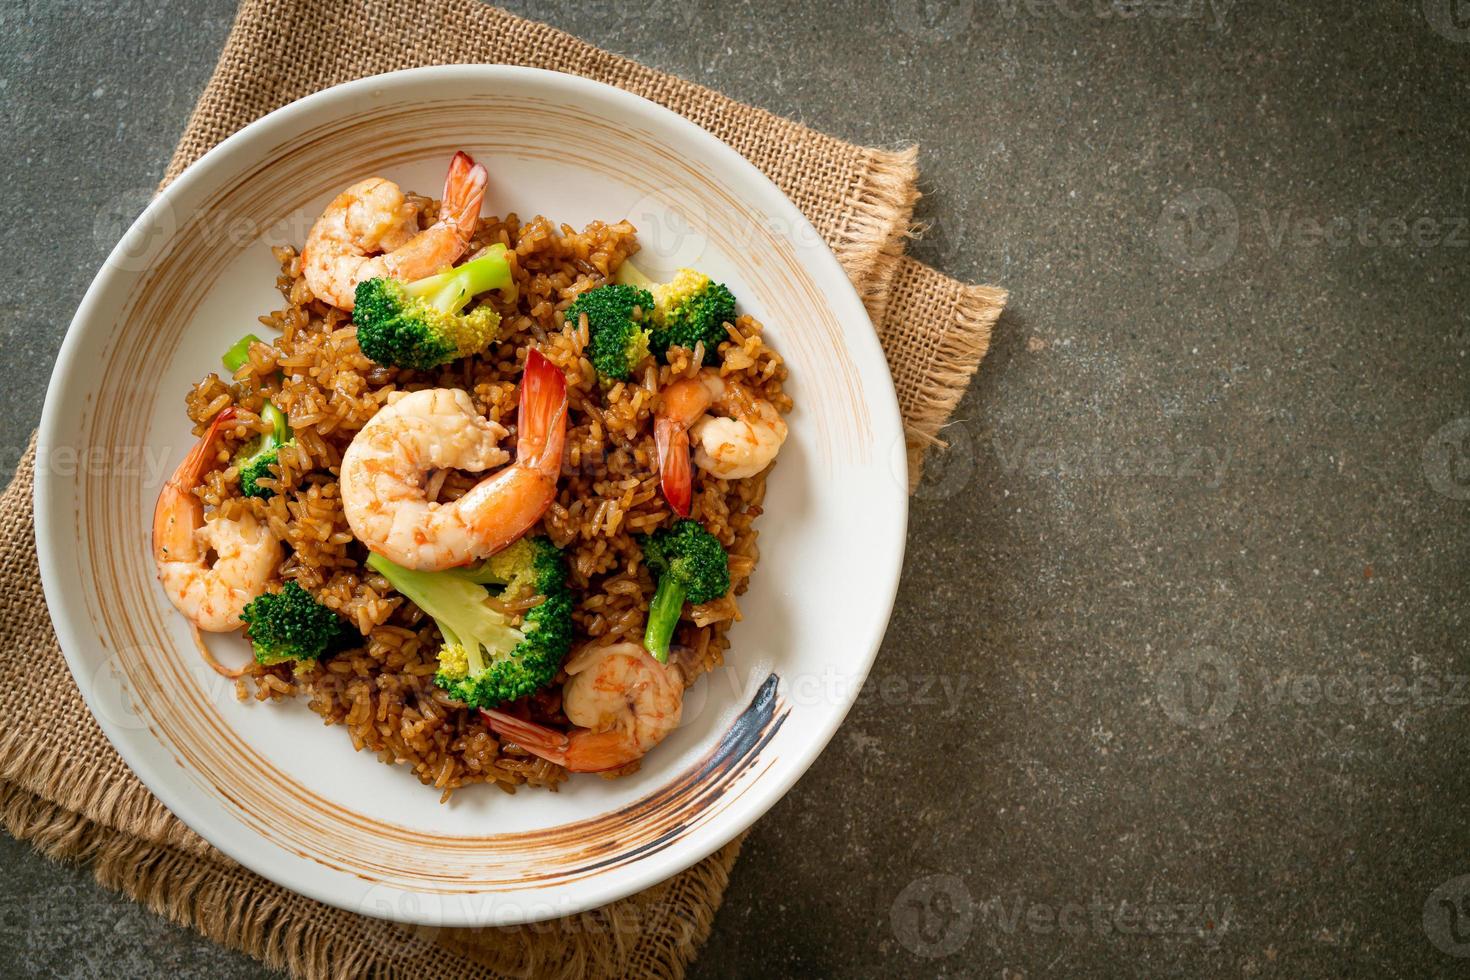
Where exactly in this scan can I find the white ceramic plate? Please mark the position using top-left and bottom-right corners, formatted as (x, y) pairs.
(37, 66), (907, 926)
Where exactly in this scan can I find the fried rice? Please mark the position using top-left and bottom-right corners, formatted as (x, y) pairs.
(182, 199), (789, 800)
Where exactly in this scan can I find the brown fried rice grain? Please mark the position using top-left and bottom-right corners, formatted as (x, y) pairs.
(183, 205), (789, 801)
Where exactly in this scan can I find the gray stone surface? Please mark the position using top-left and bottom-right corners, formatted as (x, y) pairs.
(3, 0), (1469, 976)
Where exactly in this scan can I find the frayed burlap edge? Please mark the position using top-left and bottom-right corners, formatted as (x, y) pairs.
(0, 725), (214, 858)
(0, 781), (383, 980)
(0, 438), (212, 862)
(0, 260), (1004, 980)
(4, 0), (1002, 974)
(832, 145), (921, 328)
(0, 766), (744, 980)
(906, 285), (1007, 487)
(880, 259), (1007, 489)
(436, 837), (744, 979)
(2, 434), (754, 980)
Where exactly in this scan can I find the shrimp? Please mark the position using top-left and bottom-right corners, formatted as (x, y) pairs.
(481, 643), (684, 773)
(654, 370), (788, 516)
(153, 408), (281, 631)
(302, 150), (489, 311)
(340, 348), (568, 571)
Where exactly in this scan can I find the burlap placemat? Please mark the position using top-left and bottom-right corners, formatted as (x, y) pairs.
(0, 1), (1005, 977)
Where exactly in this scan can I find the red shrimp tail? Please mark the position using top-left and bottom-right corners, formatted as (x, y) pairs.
(553, 729), (640, 773)
(481, 709), (570, 767)
(516, 348), (568, 474)
(442, 150), (489, 236)
(164, 406), (237, 495)
(655, 416), (693, 517)
(153, 407), (237, 561)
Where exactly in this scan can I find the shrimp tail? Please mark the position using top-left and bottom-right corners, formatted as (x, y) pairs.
(481, 709), (570, 767)
(441, 151), (489, 239)
(516, 349), (568, 475)
(152, 407), (236, 563)
(655, 416), (693, 517)
(556, 730), (641, 773)
(482, 709), (637, 773)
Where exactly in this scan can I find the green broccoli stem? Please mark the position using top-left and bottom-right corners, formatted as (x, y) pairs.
(643, 574), (688, 663)
(237, 401), (288, 463)
(365, 552), (521, 677)
(403, 247), (514, 313)
(222, 333), (263, 373)
(365, 553), (476, 671)
(261, 401), (291, 447)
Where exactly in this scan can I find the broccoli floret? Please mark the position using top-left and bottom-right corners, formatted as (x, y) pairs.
(239, 581), (349, 665)
(563, 283), (653, 381)
(366, 537), (573, 708)
(355, 246), (515, 370)
(641, 520), (730, 662)
(236, 401), (293, 499)
(617, 263), (737, 365)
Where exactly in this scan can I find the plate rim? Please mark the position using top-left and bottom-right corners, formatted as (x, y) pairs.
(35, 64), (909, 925)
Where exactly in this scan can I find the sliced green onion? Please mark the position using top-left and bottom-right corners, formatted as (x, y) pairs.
(223, 332), (264, 373)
